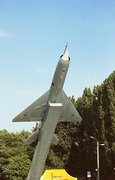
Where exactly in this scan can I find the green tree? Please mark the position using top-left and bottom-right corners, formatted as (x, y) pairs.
(2, 154), (31, 180)
(0, 130), (33, 179)
(66, 71), (115, 180)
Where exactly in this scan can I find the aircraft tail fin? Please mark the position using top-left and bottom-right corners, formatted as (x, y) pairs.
(24, 130), (59, 145)
(24, 130), (38, 145)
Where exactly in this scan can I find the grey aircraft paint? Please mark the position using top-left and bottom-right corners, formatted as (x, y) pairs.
(12, 46), (82, 180)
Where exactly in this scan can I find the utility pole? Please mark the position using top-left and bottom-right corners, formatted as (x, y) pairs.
(97, 140), (100, 180)
(90, 136), (105, 180)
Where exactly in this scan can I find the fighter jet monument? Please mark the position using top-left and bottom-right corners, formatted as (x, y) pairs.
(12, 46), (82, 180)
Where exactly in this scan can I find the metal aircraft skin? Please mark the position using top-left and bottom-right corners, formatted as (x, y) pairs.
(12, 46), (82, 180)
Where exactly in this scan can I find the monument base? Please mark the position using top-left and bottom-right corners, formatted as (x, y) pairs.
(40, 169), (78, 180)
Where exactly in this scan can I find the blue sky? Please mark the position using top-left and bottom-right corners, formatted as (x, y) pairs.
(0, 0), (115, 132)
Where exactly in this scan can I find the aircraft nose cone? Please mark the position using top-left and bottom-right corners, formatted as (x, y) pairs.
(62, 50), (69, 61)
(62, 43), (70, 61)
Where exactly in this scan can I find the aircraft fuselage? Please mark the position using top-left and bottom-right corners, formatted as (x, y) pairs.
(48, 55), (70, 103)
(27, 51), (70, 180)
(12, 47), (82, 180)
